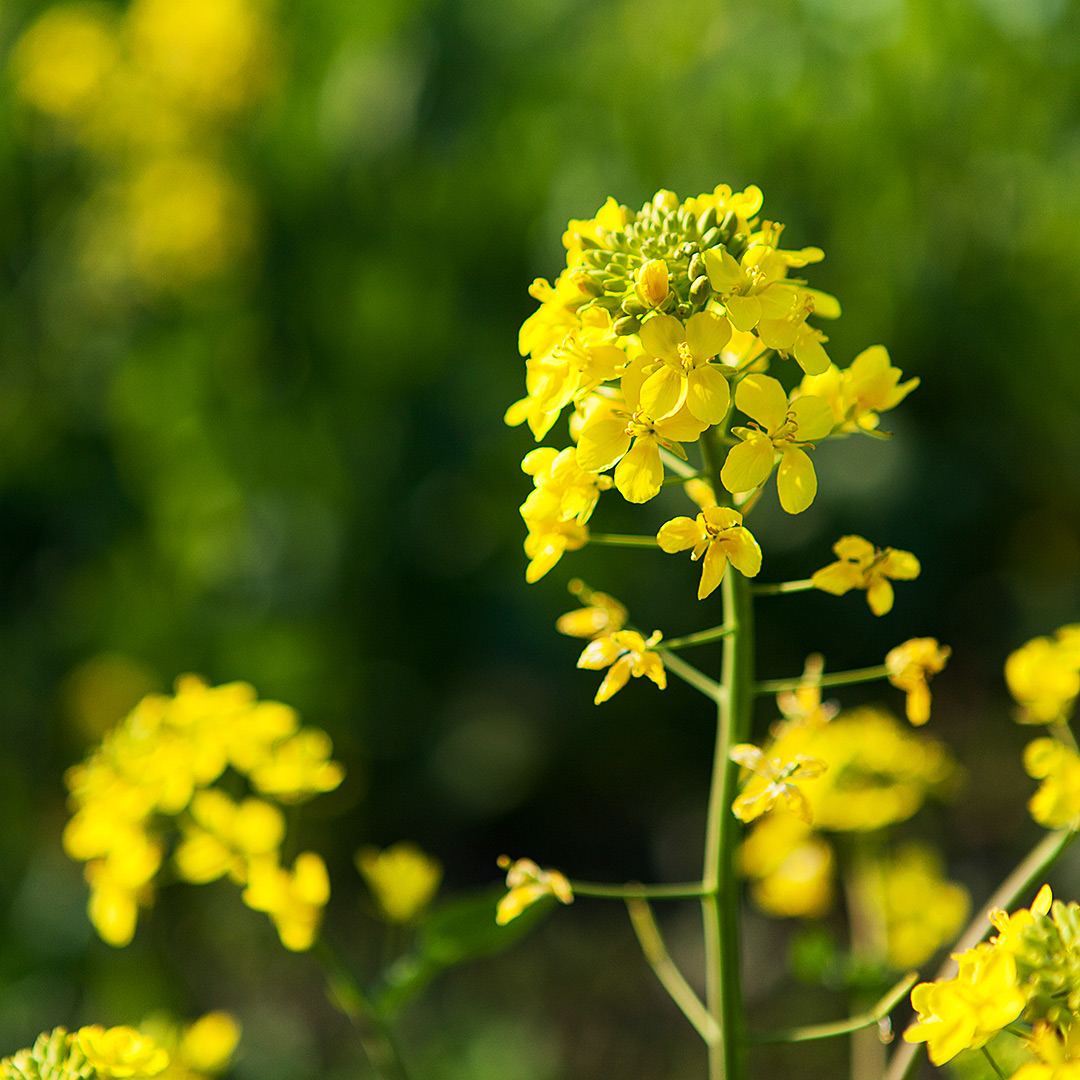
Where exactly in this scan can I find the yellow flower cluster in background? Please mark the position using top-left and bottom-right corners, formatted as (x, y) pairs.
(357, 842), (443, 924)
(10, 0), (273, 293)
(0, 1013), (239, 1080)
(1008, 626), (1080, 725)
(507, 185), (918, 585)
(63, 675), (343, 950)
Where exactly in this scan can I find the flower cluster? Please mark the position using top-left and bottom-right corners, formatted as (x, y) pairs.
(0, 1014), (238, 1080)
(507, 185), (918, 585)
(904, 885), (1080, 1075)
(63, 675), (343, 950)
(356, 842), (443, 924)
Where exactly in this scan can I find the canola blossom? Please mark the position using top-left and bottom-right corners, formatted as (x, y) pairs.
(811, 535), (921, 615)
(63, 675), (343, 950)
(1007, 626), (1080, 725)
(885, 637), (951, 725)
(495, 857), (573, 926)
(356, 842), (443, 924)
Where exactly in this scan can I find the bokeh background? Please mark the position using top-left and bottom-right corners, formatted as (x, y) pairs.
(1, 0), (1080, 1076)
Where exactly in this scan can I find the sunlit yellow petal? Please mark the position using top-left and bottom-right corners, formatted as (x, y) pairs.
(685, 364), (731, 425)
(734, 374), (788, 431)
(615, 437), (664, 503)
(698, 543), (729, 599)
(639, 314), (683, 360)
(720, 436), (775, 495)
(685, 311), (731, 359)
(777, 447), (817, 514)
(639, 364), (686, 420)
(657, 516), (705, 553)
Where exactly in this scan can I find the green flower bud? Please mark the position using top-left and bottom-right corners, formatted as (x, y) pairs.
(621, 297), (648, 316)
(689, 254), (707, 280)
(698, 206), (718, 234)
(689, 275), (711, 305)
(719, 209), (738, 243)
(701, 227), (720, 248)
(613, 316), (641, 337)
(727, 232), (749, 259)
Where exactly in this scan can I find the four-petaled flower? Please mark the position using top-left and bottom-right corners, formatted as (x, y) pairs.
(720, 373), (834, 513)
(885, 638), (951, 726)
(657, 506), (762, 599)
(729, 743), (827, 824)
(811, 535), (920, 615)
(577, 629), (667, 704)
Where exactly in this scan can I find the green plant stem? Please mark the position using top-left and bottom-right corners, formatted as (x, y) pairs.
(661, 446), (702, 478)
(981, 1045), (1008, 1080)
(626, 898), (721, 1045)
(588, 533), (659, 548)
(883, 828), (1076, 1080)
(658, 649), (725, 703)
(755, 665), (890, 696)
(750, 974), (916, 1043)
(662, 625), (736, 650)
(570, 880), (708, 899)
(315, 940), (413, 1080)
(752, 578), (815, 596)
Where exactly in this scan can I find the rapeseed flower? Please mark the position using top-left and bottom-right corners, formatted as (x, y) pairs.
(798, 346), (919, 433)
(556, 581), (628, 639)
(357, 843), (443, 924)
(811, 535), (920, 615)
(1007, 628), (1080, 725)
(657, 506), (762, 599)
(1024, 739), (1080, 828)
(577, 630), (667, 704)
(729, 743), (827, 824)
(496, 857), (573, 925)
(720, 374), (833, 513)
(738, 811), (834, 918)
(886, 637), (951, 725)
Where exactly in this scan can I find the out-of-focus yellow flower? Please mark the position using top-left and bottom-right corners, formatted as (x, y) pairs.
(1007, 628), (1080, 725)
(738, 811), (834, 918)
(577, 629), (667, 704)
(1024, 739), (1080, 828)
(126, 0), (272, 116)
(904, 943), (1028, 1064)
(124, 155), (253, 289)
(720, 373), (833, 514)
(865, 844), (970, 969)
(802, 707), (956, 831)
(174, 1013), (241, 1077)
(811, 535), (920, 615)
(556, 581), (628, 639)
(356, 843), (442, 924)
(11, 4), (120, 121)
(242, 851), (330, 951)
(775, 654), (837, 730)
(1013, 1021), (1080, 1080)
(657, 505), (762, 599)
(885, 638), (951, 725)
(495, 856), (573, 926)
(729, 742), (827, 824)
(989, 883), (1053, 955)
(77, 1025), (170, 1078)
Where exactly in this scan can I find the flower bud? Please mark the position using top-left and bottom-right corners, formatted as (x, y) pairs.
(701, 227), (720, 247)
(620, 297), (648, 316)
(689, 254), (707, 280)
(634, 259), (669, 309)
(719, 209), (738, 243)
(698, 206), (719, 234)
(614, 315), (641, 336)
(689, 275), (711, 305)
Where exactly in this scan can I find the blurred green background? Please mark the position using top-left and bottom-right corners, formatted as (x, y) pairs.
(1, 0), (1080, 1075)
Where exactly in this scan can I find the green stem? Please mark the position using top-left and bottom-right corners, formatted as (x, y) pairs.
(626, 898), (721, 1045)
(589, 533), (659, 548)
(752, 578), (815, 596)
(883, 828), (1076, 1080)
(314, 940), (413, 1080)
(658, 649), (725, 703)
(570, 880), (708, 900)
(981, 1045), (1008, 1080)
(660, 446), (702, 478)
(662, 625), (736, 650)
(750, 974), (916, 1044)
(755, 665), (890, 696)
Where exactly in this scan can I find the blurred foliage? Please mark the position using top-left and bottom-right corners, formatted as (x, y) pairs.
(2, 0), (1080, 1075)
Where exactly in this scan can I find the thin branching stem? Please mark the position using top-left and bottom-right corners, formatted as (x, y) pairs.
(589, 533), (660, 548)
(752, 578), (815, 596)
(571, 880), (708, 900)
(658, 649), (725, 703)
(662, 625), (736, 650)
(755, 665), (890, 696)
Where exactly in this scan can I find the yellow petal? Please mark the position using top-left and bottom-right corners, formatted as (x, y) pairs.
(724, 527), (763, 578)
(720, 436), (775, 495)
(639, 313), (683, 360)
(795, 334), (831, 376)
(735, 374), (788, 431)
(685, 364), (731, 425)
(576, 417), (630, 472)
(595, 657), (632, 703)
(724, 293), (762, 333)
(882, 550), (921, 580)
(790, 395), (834, 441)
(685, 311), (731, 359)
(615, 436), (663, 503)
(639, 364), (686, 421)
(867, 576), (895, 615)
(811, 562), (862, 596)
(777, 448), (817, 513)
(657, 516), (705, 553)
(698, 543), (729, 599)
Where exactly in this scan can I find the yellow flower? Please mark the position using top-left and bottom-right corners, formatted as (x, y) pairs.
(903, 944), (1028, 1064)
(577, 630), (667, 704)
(495, 856), (573, 926)
(1007, 628), (1080, 725)
(76, 1025), (170, 1078)
(356, 843), (442, 923)
(811, 535), (920, 615)
(176, 1013), (241, 1076)
(720, 374), (834, 513)
(1012, 1021), (1080, 1080)
(520, 446), (612, 530)
(729, 743), (827, 824)
(634, 260), (670, 309)
(555, 581), (628, 639)
(1024, 739), (1080, 828)
(657, 506), (762, 599)
(885, 638), (951, 725)
(242, 851), (330, 951)
(798, 346), (919, 433)
(637, 312), (733, 425)
(738, 812), (835, 918)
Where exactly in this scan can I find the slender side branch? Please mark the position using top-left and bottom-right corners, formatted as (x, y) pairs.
(658, 649), (726, 703)
(752, 578), (815, 596)
(589, 533), (660, 548)
(883, 828), (1077, 1080)
(315, 940), (413, 1080)
(626, 898), (721, 1046)
(661, 447), (703, 479)
(755, 665), (890, 696)
(663, 625), (736, 651)
(750, 973), (917, 1044)
(571, 880), (709, 900)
